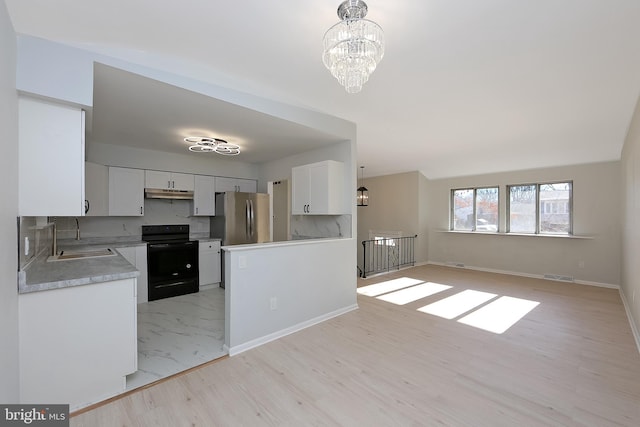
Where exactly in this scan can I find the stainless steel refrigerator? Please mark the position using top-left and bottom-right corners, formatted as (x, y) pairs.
(211, 192), (271, 245)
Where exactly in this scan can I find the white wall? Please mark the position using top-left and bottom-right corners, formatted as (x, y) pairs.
(224, 239), (357, 354)
(356, 171), (429, 271)
(621, 95), (640, 346)
(0, 0), (19, 402)
(428, 161), (621, 286)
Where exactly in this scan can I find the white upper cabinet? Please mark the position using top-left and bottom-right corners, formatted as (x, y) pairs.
(192, 175), (216, 216)
(215, 176), (257, 193)
(292, 160), (346, 215)
(109, 167), (145, 216)
(85, 161), (109, 216)
(145, 170), (194, 191)
(18, 96), (85, 216)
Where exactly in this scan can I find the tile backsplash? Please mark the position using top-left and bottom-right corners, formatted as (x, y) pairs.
(291, 215), (351, 240)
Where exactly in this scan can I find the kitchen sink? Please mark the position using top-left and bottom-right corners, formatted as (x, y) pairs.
(47, 248), (117, 262)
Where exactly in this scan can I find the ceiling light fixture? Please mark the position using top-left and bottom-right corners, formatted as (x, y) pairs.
(322, 0), (385, 93)
(357, 165), (369, 206)
(185, 137), (241, 156)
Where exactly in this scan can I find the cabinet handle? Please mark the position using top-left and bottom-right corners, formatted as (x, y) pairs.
(140, 206), (143, 215)
(196, 207), (199, 214)
(168, 180), (171, 188)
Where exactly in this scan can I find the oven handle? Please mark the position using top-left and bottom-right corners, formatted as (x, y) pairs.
(154, 280), (193, 289)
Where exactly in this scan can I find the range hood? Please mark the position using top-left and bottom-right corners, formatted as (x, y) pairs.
(144, 188), (194, 200)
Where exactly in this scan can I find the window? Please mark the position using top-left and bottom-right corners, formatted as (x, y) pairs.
(451, 187), (499, 232)
(507, 182), (572, 234)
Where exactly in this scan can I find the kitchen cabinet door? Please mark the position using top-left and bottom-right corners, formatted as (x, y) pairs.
(215, 176), (257, 193)
(85, 162), (109, 216)
(291, 160), (346, 215)
(145, 170), (194, 191)
(117, 245), (148, 303)
(193, 175), (216, 216)
(236, 178), (257, 193)
(19, 278), (137, 410)
(109, 167), (145, 216)
(199, 240), (221, 286)
(144, 170), (171, 189)
(291, 165), (310, 214)
(18, 96), (85, 216)
(171, 172), (195, 191)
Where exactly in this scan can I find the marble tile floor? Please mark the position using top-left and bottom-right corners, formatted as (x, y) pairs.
(125, 286), (227, 391)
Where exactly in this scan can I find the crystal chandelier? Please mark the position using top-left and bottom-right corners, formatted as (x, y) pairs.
(322, 0), (385, 93)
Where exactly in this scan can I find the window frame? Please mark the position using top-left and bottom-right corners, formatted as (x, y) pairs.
(506, 181), (573, 235)
(450, 186), (500, 233)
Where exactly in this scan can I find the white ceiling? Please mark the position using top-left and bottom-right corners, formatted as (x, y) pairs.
(6, 0), (640, 179)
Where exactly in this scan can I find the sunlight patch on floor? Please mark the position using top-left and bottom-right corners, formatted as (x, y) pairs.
(376, 282), (452, 305)
(357, 277), (424, 297)
(417, 290), (498, 320)
(457, 296), (540, 334)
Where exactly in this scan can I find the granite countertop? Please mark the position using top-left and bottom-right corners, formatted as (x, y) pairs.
(18, 237), (145, 294)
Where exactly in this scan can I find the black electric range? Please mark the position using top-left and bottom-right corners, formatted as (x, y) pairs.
(142, 225), (199, 301)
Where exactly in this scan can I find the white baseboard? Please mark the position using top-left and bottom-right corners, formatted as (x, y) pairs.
(619, 289), (640, 355)
(426, 261), (619, 289)
(227, 304), (359, 356)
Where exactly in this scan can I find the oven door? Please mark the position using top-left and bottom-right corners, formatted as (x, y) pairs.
(147, 241), (199, 301)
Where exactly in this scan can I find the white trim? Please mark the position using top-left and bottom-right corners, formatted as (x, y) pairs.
(227, 304), (358, 356)
(426, 261), (619, 289)
(619, 289), (640, 355)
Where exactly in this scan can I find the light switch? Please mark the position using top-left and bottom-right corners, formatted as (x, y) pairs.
(238, 255), (247, 269)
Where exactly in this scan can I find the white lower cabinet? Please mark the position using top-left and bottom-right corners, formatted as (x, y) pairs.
(199, 240), (221, 286)
(18, 278), (137, 411)
(117, 245), (148, 303)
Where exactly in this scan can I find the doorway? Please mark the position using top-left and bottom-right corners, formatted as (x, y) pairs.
(270, 179), (290, 242)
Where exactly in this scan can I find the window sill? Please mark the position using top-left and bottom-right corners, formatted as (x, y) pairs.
(438, 230), (593, 239)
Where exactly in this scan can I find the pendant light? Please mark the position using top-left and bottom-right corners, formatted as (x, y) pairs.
(357, 166), (369, 206)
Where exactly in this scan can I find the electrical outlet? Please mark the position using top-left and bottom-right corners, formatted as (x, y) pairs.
(270, 297), (277, 311)
(578, 260), (585, 269)
(239, 256), (247, 269)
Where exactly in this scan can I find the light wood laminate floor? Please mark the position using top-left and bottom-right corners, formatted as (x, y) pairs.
(72, 265), (640, 426)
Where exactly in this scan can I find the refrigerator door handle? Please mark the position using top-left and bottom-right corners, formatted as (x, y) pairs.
(249, 200), (255, 238)
(245, 199), (251, 239)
